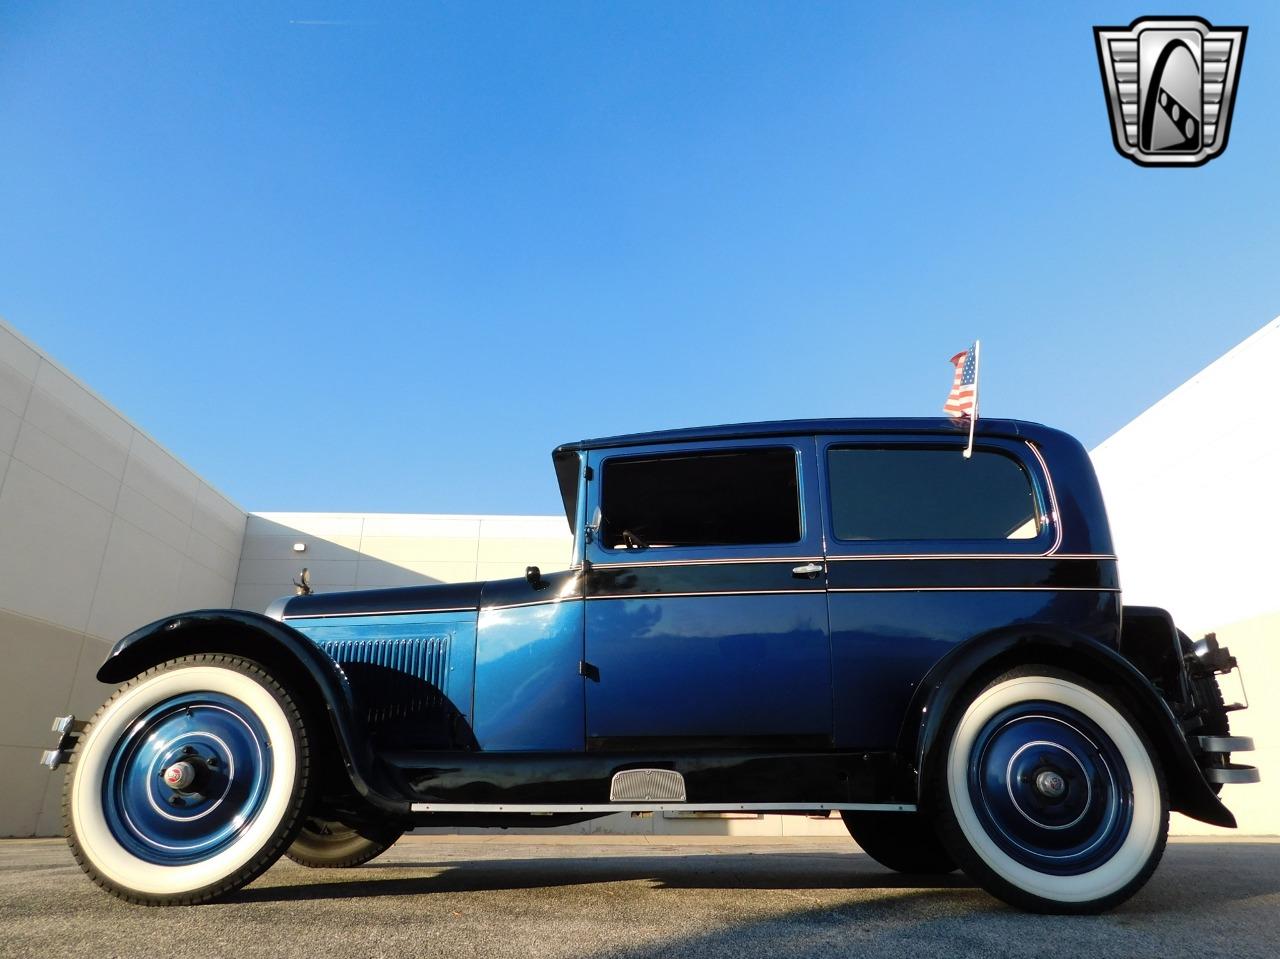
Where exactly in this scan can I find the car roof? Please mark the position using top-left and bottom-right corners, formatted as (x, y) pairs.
(553, 417), (1057, 455)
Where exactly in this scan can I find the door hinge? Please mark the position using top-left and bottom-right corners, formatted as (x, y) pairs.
(583, 465), (594, 480)
(578, 660), (600, 682)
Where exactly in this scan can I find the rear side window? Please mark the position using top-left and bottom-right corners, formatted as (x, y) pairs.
(600, 447), (800, 549)
(827, 448), (1039, 542)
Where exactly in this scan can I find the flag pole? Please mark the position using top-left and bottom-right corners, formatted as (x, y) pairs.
(963, 339), (980, 459)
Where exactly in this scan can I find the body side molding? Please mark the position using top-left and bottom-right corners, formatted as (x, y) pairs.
(410, 801), (916, 813)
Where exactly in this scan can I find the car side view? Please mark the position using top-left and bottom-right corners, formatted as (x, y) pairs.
(41, 417), (1259, 912)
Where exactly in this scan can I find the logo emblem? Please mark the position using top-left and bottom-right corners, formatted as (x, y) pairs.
(1094, 17), (1246, 166)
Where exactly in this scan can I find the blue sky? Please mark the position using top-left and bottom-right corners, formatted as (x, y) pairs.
(1, 2), (1276, 516)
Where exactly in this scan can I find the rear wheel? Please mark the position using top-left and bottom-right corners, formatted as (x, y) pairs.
(286, 818), (404, 868)
(933, 666), (1168, 913)
(841, 811), (956, 874)
(64, 655), (311, 905)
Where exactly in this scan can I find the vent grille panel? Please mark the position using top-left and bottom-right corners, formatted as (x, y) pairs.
(315, 635), (452, 723)
(610, 769), (687, 802)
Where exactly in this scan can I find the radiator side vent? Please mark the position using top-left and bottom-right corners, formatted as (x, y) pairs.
(314, 635), (451, 723)
(610, 768), (687, 802)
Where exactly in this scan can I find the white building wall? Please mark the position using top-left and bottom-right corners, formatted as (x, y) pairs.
(0, 319), (247, 837)
(1091, 317), (1279, 836)
(233, 511), (575, 614)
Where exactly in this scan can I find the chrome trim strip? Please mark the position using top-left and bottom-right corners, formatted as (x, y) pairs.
(590, 556), (824, 570)
(591, 554), (1118, 568)
(284, 606), (478, 620)
(411, 801), (917, 813)
(288, 580), (1122, 617)
(588, 586), (1119, 601)
(485, 598), (577, 612)
(586, 589), (819, 601)
(829, 586), (1121, 593)
(1025, 440), (1065, 555)
(825, 553), (1115, 562)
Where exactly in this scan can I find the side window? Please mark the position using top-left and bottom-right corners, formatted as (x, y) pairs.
(827, 447), (1040, 542)
(599, 447), (801, 549)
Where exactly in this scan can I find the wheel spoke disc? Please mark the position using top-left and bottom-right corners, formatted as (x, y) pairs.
(968, 702), (1133, 875)
(102, 692), (273, 865)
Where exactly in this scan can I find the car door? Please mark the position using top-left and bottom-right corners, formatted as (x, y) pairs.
(817, 434), (1065, 749)
(582, 437), (832, 749)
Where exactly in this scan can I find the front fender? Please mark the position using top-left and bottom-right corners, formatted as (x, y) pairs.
(900, 624), (1235, 828)
(97, 609), (404, 814)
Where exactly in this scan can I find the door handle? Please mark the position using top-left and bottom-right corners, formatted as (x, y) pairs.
(791, 563), (824, 579)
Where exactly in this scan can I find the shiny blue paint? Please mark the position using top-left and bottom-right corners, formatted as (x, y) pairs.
(290, 612), (478, 732)
(102, 692), (272, 865)
(474, 601), (585, 751)
(814, 431), (1121, 749)
(584, 594), (831, 738)
(581, 437), (832, 741)
(828, 590), (1120, 748)
(967, 702), (1133, 875)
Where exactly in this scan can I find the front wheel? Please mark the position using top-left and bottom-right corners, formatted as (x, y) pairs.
(64, 655), (311, 905)
(933, 666), (1169, 913)
(286, 818), (404, 868)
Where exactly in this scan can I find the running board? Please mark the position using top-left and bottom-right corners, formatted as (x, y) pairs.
(410, 801), (917, 814)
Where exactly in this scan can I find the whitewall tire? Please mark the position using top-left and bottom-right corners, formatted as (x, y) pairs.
(934, 666), (1168, 913)
(64, 655), (311, 905)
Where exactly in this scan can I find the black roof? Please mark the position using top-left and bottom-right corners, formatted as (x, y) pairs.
(553, 417), (1054, 456)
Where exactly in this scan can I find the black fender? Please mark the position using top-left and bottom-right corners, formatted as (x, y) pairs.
(898, 624), (1235, 828)
(97, 609), (406, 814)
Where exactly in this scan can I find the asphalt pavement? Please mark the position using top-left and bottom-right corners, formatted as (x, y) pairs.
(1, 835), (1277, 959)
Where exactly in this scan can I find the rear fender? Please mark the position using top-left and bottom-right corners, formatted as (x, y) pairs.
(899, 624), (1235, 828)
(96, 609), (404, 814)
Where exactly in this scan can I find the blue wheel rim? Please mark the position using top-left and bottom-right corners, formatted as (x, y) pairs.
(102, 692), (274, 866)
(967, 701), (1133, 876)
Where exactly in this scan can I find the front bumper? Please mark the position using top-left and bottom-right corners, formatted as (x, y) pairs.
(39, 715), (85, 770)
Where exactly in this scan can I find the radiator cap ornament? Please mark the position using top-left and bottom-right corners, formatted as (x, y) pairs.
(1094, 17), (1246, 167)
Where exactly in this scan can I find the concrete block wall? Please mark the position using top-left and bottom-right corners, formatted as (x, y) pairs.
(0, 319), (246, 836)
(233, 511), (574, 613)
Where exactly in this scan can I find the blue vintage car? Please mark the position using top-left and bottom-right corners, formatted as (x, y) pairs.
(44, 417), (1258, 912)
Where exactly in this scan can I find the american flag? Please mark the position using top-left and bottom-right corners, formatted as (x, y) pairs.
(943, 344), (977, 418)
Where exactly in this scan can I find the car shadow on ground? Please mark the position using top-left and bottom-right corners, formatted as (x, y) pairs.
(229, 850), (975, 903)
(227, 842), (1280, 914)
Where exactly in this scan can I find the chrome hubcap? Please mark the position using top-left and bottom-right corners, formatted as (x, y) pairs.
(967, 701), (1134, 876)
(103, 692), (274, 866)
(1034, 769), (1067, 800)
(163, 761), (197, 791)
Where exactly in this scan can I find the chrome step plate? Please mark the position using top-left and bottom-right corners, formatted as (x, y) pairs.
(610, 768), (687, 802)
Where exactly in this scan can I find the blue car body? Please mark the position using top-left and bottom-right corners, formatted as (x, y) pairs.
(95, 417), (1245, 829)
